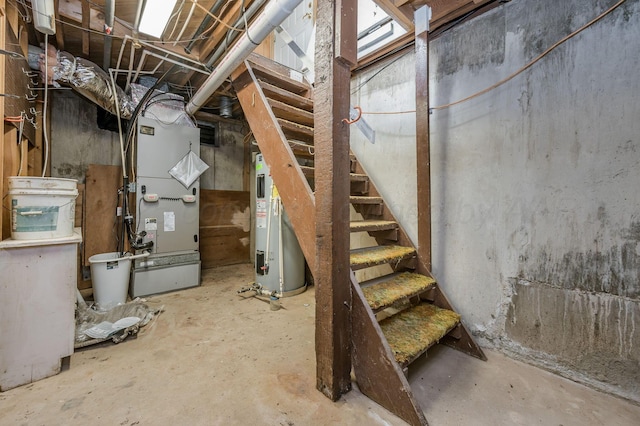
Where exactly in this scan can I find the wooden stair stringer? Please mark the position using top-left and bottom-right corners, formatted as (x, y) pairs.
(231, 60), (317, 274)
(352, 153), (486, 361)
(351, 271), (428, 426)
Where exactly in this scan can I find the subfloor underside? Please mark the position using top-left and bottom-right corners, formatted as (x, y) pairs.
(1, 263), (639, 425)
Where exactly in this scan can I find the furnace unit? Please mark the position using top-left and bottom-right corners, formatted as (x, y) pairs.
(130, 117), (203, 297)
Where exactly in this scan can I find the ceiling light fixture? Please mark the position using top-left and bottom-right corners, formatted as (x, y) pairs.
(138, 0), (178, 38)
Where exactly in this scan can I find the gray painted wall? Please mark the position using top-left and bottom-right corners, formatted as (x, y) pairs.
(351, 0), (640, 402)
(51, 91), (245, 190)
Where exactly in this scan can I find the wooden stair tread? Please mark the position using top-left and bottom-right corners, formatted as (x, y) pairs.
(381, 302), (460, 366)
(350, 220), (397, 232)
(300, 165), (314, 178)
(350, 245), (415, 269)
(248, 61), (310, 95)
(350, 196), (382, 205)
(260, 80), (314, 112)
(362, 272), (436, 311)
(279, 119), (314, 142)
(268, 98), (315, 127)
(289, 140), (315, 158)
(299, 166), (371, 183)
(350, 173), (368, 182)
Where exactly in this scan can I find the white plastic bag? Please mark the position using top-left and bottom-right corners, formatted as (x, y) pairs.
(169, 150), (209, 188)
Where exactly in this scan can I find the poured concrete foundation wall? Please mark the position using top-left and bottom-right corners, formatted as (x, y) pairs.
(51, 91), (245, 190)
(351, 0), (640, 402)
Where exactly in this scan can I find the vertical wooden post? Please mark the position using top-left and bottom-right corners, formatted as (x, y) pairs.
(314, 0), (357, 401)
(0, 0), (5, 239)
(415, 6), (431, 270)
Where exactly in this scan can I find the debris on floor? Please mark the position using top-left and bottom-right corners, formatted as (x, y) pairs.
(75, 299), (163, 348)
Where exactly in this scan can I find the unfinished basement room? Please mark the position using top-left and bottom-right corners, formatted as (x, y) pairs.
(1, 0), (639, 425)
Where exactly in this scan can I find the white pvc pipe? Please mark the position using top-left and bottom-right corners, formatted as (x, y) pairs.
(88, 251), (150, 264)
(185, 0), (303, 114)
(263, 182), (274, 271)
(173, 0), (196, 46)
(278, 197), (284, 298)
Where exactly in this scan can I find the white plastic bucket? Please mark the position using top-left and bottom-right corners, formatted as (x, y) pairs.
(89, 252), (132, 308)
(8, 177), (78, 240)
(89, 252), (149, 308)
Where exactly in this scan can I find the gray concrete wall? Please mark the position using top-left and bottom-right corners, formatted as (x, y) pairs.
(51, 91), (121, 181)
(351, 0), (640, 402)
(51, 91), (245, 190)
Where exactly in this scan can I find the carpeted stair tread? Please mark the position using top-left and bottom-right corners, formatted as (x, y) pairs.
(362, 273), (436, 311)
(350, 245), (415, 269)
(381, 303), (461, 366)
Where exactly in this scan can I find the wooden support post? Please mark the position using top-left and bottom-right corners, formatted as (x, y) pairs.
(81, 0), (90, 56)
(53, 0), (65, 50)
(314, 0), (357, 401)
(415, 6), (431, 270)
(0, 0), (5, 239)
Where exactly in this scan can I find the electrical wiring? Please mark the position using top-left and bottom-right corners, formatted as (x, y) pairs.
(166, 0), (187, 41)
(431, 0), (628, 111)
(41, 34), (50, 177)
(6, 0), (244, 45)
(351, 53), (408, 95)
(17, 119), (25, 176)
(192, 0), (247, 32)
(362, 110), (415, 115)
(14, 0), (31, 23)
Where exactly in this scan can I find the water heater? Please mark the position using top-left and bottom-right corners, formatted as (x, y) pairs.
(254, 153), (305, 297)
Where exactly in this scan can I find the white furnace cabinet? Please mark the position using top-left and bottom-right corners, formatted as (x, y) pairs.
(0, 229), (81, 391)
(130, 117), (202, 297)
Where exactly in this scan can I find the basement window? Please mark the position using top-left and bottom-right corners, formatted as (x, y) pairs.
(357, 0), (408, 58)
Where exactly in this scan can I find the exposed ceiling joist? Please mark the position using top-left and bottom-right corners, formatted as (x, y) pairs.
(373, 0), (414, 31)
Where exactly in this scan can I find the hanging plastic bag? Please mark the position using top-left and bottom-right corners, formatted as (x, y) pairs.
(169, 150), (210, 188)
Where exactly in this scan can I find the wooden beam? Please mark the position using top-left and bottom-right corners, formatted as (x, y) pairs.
(81, 0), (90, 56)
(53, 0), (65, 50)
(373, 0), (414, 31)
(2, 126), (19, 239)
(1, 1), (6, 239)
(314, 0), (356, 401)
(197, 1), (243, 63)
(173, 1), (244, 88)
(415, 6), (430, 269)
(5, 0), (17, 36)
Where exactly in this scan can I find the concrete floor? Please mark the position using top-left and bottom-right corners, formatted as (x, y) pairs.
(1, 263), (639, 426)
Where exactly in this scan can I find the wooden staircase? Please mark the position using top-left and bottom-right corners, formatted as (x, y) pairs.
(232, 54), (486, 426)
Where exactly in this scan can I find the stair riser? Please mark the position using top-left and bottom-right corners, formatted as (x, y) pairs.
(351, 256), (416, 271)
(351, 180), (369, 195)
(367, 229), (399, 242)
(353, 204), (384, 217)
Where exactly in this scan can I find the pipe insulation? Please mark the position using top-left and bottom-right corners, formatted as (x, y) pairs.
(185, 0), (303, 115)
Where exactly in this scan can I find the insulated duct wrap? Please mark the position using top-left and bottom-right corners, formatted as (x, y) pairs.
(39, 44), (134, 118)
